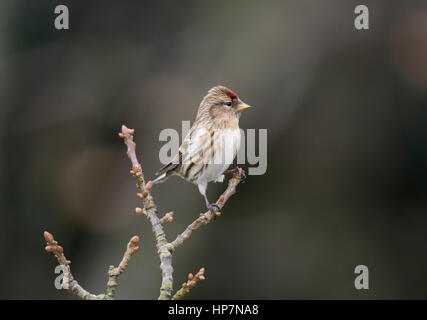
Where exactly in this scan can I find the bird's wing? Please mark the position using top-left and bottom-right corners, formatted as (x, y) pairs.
(154, 121), (212, 176)
(179, 121), (216, 180)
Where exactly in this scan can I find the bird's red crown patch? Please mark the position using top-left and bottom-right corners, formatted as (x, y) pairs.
(225, 88), (238, 100)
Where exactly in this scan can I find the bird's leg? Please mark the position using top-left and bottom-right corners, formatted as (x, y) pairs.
(224, 166), (246, 182)
(203, 193), (220, 216)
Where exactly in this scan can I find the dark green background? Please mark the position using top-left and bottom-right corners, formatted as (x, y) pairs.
(1, 0), (426, 299)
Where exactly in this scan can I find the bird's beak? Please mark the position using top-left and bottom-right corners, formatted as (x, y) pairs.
(236, 102), (251, 111)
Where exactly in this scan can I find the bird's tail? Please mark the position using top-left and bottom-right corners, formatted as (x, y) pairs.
(152, 158), (179, 184)
(152, 171), (171, 184)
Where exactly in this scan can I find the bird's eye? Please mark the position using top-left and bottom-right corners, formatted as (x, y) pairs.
(225, 102), (232, 107)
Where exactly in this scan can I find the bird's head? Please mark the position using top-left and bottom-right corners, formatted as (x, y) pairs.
(198, 86), (251, 122)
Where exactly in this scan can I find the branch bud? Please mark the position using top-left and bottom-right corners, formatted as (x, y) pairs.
(44, 231), (53, 243)
(146, 181), (152, 190)
(130, 236), (140, 246)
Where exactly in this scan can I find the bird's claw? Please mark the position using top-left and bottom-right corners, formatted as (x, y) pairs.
(239, 168), (247, 183)
(207, 203), (220, 216)
(225, 167), (246, 182)
(230, 167), (246, 183)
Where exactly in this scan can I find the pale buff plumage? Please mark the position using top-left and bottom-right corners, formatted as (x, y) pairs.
(153, 85), (251, 214)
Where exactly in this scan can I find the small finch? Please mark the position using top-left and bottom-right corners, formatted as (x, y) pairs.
(152, 85), (251, 214)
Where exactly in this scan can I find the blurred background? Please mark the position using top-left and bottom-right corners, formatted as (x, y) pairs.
(0, 0), (426, 299)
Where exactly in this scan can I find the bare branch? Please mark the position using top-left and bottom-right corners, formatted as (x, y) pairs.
(119, 125), (174, 300)
(43, 231), (109, 300)
(107, 235), (140, 299)
(169, 169), (243, 251)
(172, 268), (206, 300)
(160, 211), (174, 224)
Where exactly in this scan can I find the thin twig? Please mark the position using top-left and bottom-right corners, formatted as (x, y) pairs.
(107, 236), (140, 299)
(169, 168), (243, 251)
(172, 268), (206, 300)
(43, 231), (109, 300)
(160, 211), (174, 224)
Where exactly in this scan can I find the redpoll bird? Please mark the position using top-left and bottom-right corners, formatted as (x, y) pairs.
(153, 85), (251, 214)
